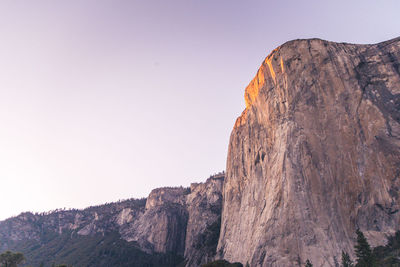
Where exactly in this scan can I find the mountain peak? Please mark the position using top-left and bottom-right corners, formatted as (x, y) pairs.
(221, 36), (400, 266)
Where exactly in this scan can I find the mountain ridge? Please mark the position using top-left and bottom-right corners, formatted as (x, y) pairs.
(0, 174), (224, 267)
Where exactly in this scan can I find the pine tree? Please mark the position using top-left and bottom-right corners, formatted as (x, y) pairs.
(341, 250), (353, 267)
(0, 251), (25, 267)
(305, 259), (313, 267)
(354, 229), (374, 267)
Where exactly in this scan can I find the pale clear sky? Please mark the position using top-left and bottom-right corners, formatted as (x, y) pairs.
(0, 0), (399, 220)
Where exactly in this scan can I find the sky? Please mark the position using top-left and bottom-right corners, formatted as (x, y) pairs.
(0, 0), (399, 220)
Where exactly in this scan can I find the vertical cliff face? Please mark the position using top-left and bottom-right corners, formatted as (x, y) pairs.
(184, 175), (224, 266)
(123, 187), (189, 255)
(218, 37), (400, 266)
(124, 176), (224, 263)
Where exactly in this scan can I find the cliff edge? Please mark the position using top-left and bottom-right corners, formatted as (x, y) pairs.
(218, 37), (400, 266)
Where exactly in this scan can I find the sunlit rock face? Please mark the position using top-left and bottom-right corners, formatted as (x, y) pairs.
(218, 37), (400, 267)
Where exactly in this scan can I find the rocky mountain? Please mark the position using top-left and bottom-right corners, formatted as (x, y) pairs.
(217, 37), (400, 266)
(0, 174), (224, 267)
(1, 37), (400, 267)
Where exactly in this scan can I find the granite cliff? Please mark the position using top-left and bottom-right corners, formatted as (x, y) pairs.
(218, 37), (400, 266)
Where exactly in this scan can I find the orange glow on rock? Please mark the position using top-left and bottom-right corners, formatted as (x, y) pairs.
(265, 56), (276, 85)
(244, 66), (266, 109)
(244, 50), (281, 109)
(234, 109), (248, 128)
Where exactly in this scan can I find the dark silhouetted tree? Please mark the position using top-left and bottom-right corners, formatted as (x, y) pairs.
(0, 251), (25, 267)
(341, 250), (353, 267)
(354, 229), (375, 267)
(305, 259), (313, 267)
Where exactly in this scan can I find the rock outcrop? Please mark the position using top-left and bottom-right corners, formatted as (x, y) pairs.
(122, 187), (190, 255)
(185, 175), (224, 266)
(217, 37), (400, 266)
(0, 174), (224, 266)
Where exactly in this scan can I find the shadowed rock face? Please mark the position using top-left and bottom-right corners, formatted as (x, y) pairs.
(218, 37), (400, 267)
(185, 176), (224, 266)
(124, 187), (190, 255)
(0, 175), (224, 266)
(125, 176), (224, 263)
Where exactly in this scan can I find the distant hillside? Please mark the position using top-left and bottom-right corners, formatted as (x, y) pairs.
(0, 174), (224, 267)
(5, 230), (182, 267)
